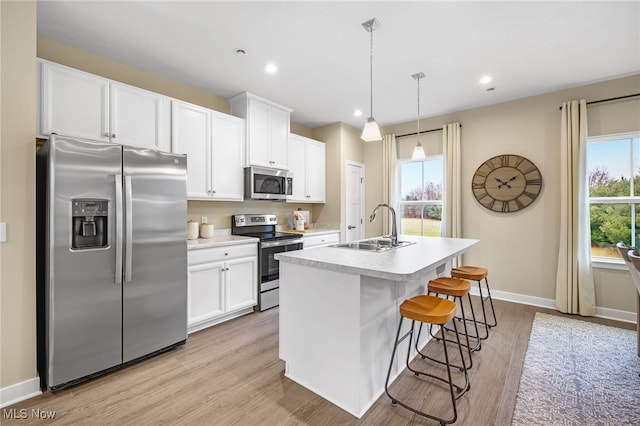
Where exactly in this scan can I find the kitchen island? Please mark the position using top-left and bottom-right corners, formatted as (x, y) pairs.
(275, 235), (479, 418)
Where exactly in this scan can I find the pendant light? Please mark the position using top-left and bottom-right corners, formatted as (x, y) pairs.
(361, 18), (382, 142)
(411, 72), (426, 160)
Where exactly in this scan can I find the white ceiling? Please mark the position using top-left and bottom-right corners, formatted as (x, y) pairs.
(37, 1), (640, 130)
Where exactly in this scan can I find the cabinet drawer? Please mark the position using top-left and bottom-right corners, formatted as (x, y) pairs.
(189, 243), (257, 265)
(303, 232), (340, 248)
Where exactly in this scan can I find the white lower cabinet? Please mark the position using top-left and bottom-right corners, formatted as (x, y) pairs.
(303, 231), (340, 249)
(187, 243), (257, 333)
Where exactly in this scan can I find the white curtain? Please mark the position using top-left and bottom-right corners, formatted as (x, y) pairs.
(443, 122), (462, 267)
(555, 100), (596, 316)
(382, 134), (399, 235)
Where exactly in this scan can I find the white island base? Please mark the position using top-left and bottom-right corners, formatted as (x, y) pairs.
(277, 236), (478, 418)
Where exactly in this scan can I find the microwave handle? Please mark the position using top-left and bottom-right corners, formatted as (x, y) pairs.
(286, 176), (293, 196)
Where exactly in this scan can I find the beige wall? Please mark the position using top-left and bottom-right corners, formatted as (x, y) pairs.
(1, 0), (37, 389)
(377, 74), (640, 314)
(311, 123), (342, 225)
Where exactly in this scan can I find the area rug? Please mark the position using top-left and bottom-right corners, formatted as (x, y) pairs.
(511, 313), (640, 425)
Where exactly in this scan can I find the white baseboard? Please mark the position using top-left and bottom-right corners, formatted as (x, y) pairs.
(0, 377), (41, 409)
(469, 287), (637, 324)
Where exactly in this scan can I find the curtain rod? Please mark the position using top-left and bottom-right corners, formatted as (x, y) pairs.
(558, 93), (640, 110)
(396, 125), (463, 139)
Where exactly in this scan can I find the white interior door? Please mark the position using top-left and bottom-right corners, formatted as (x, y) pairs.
(345, 161), (364, 242)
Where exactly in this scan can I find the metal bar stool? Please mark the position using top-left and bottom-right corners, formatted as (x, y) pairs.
(451, 266), (496, 339)
(417, 277), (481, 370)
(385, 295), (469, 425)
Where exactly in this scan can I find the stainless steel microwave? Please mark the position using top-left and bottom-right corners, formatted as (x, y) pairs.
(244, 166), (293, 200)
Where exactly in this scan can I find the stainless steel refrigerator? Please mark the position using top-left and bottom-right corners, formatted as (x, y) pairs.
(36, 134), (188, 391)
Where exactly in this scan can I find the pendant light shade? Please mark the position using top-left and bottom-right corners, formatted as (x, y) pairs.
(412, 142), (426, 160)
(362, 117), (382, 142)
(411, 72), (427, 160)
(361, 18), (382, 142)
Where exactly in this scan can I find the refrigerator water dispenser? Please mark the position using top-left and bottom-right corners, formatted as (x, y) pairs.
(71, 199), (108, 249)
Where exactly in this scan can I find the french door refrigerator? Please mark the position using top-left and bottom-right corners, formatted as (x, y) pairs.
(36, 134), (188, 391)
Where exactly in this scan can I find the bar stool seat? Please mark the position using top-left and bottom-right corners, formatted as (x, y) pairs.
(385, 295), (469, 425)
(452, 265), (497, 338)
(422, 277), (481, 367)
(451, 266), (487, 281)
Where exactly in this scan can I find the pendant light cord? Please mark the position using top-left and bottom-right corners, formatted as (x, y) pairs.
(369, 28), (374, 118)
(416, 75), (420, 142)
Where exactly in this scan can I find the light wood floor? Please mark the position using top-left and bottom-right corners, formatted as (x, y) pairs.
(4, 298), (635, 425)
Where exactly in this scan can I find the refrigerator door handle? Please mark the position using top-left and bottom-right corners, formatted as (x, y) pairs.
(124, 175), (133, 282)
(115, 174), (123, 284)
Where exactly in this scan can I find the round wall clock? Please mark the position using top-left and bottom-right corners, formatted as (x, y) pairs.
(472, 154), (542, 213)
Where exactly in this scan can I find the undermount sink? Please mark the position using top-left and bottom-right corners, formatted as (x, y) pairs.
(330, 238), (415, 252)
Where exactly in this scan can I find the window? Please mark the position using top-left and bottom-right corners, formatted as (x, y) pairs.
(587, 132), (640, 260)
(399, 156), (443, 236)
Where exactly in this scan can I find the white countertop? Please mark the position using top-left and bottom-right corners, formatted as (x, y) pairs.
(275, 235), (479, 281)
(187, 235), (258, 250)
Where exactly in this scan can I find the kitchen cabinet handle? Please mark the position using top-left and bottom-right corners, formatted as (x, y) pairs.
(104, 132), (110, 138)
(348, 225), (356, 230)
(111, 133), (117, 139)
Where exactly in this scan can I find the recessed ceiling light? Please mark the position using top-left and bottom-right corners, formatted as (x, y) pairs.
(265, 63), (278, 73)
(354, 109), (363, 117)
(479, 75), (492, 85)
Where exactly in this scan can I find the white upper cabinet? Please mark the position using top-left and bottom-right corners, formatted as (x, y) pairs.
(40, 60), (109, 142)
(109, 82), (167, 150)
(210, 112), (245, 200)
(229, 92), (292, 170)
(288, 134), (326, 203)
(39, 60), (169, 151)
(171, 100), (211, 199)
(171, 99), (244, 201)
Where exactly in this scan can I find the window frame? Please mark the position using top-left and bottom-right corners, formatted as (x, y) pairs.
(398, 154), (444, 237)
(587, 131), (640, 269)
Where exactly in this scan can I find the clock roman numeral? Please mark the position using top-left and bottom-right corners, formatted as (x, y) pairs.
(502, 201), (510, 212)
(515, 156), (526, 168)
(523, 191), (538, 199)
(500, 155), (510, 167)
(526, 178), (542, 185)
(472, 182), (485, 190)
(474, 189), (489, 200)
(484, 198), (496, 210)
(515, 198), (525, 210)
(520, 165), (538, 174)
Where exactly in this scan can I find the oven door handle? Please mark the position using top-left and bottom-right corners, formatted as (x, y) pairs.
(261, 238), (304, 248)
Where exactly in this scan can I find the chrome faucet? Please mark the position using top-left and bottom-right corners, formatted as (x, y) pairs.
(369, 203), (398, 246)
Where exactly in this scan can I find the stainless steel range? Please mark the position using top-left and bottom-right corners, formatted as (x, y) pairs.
(231, 214), (303, 311)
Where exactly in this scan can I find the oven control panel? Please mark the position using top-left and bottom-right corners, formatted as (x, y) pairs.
(233, 214), (277, 227)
